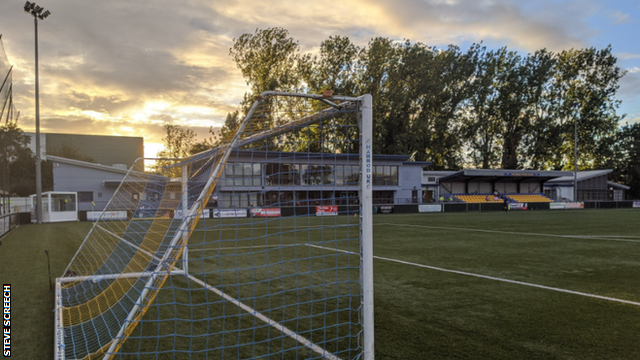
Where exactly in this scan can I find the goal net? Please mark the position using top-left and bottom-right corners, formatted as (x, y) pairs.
(55, 92), (374, 360)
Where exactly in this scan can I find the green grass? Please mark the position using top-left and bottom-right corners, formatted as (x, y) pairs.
(1, 209), (640, 359)
(0, 221), (93, 359)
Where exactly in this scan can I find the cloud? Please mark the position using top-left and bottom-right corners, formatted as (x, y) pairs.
(617, 52), (640, 60)
(1, 0), (638, 152)
(607, 10), (631, 25)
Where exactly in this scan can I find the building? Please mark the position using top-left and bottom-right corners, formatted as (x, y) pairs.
(544, 170), (629, 201)
(25, 133), (143, 168)
(433, 169), (571, 199)
(49, 150), (431, 214)
(49, 155), (129, 211)
(214, 151), (430, 208)
(422, 170), (457, 202)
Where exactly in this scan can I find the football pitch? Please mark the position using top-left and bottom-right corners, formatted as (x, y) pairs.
(1, 208), (640, 359)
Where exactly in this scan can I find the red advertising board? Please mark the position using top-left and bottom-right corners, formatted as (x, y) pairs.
(316, 206), (338, 216)
(250, 208), (281, 217)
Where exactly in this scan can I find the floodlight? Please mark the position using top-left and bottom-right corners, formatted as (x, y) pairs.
(22, 1), (51, 224)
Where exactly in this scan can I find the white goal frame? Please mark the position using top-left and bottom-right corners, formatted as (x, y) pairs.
(54, 91), (374, 360)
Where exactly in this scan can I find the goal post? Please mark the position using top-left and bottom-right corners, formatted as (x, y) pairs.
(55, 92), (374, 360)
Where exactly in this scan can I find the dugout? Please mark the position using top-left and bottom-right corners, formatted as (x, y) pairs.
(437, 169), (572, 199)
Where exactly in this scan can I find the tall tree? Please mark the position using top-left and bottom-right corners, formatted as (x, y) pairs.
(602, 123), (640, 198)
(157, 124), (197, 159)
(552, 46), (624, 170)
(463, 46), (502, 169)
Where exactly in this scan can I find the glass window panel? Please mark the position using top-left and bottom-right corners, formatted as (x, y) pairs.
(323, 165), (334, 185)
(336, 166), (344, 186)
(225, 178), (234, 186)
(234, 178), (244, 186)
(240, 195), (249, 208)
(51, 194), (76, 212)
(220, 194), (231, 208)
(244, 177), (252, 186)
(253, 177), (261, 186)
(225, 165), (233, 176)
(253, 163), (261, 175)
(244, 164), (252, 177)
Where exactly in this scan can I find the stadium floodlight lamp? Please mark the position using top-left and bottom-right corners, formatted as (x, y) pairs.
(39, 10), (50, 19)
(23, 1), (31, 12)
(34, 5), (42, 13)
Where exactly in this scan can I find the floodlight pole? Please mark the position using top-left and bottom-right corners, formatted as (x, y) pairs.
(574, 113), (578, 202)
(34, 15), (43, 224)
(24, 2), (51, 224)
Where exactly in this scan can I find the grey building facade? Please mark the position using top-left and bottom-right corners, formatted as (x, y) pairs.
(50, 155), (129, 211)
(26, 133), (144, 168)
(214, 151), (430, 207)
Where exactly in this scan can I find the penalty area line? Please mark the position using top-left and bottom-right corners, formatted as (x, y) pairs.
(376, 223), (640, 243)
(186, 274), (342, 360)
(304, 244), (640, 307)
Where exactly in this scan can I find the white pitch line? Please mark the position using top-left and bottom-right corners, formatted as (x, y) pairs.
(376, 223), (640, 243)
(304, 244), (640, 307)
(186, 274), (342, 360)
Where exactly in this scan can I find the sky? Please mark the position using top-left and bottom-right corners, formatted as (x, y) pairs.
(1, 0), (639, 158)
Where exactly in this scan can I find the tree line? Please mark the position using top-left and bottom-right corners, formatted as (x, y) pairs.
(2, 27), (638, 198)
(182, 27), (637, 197)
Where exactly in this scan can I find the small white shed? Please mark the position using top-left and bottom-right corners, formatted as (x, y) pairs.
(30, 191), (78, 223)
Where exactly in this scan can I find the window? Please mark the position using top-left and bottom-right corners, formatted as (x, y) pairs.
(301, 165), (334, 185)
(225, 163), (262, 186)
(266, 164), (300, 186)
(373, 166), (398, 186)
(219, 192), (261, 208)
(335, 165), (359, 186)
(51, 193), (76, 212)
(78, 191), (93, 203)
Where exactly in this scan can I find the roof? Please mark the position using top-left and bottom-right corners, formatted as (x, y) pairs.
(438, 169), (572, 184)
(48, 155), (130, 175)
(402, 161), (432, 166)
(545, 169), (613, 184)
(608, 181), (630, 190)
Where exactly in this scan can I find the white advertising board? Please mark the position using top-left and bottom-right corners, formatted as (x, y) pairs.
(508, 203), (528, 210)
(633, 201), (640, 208)
(174, 210), (210, 219)
(418, 204), (441, 213)
(566, 202), (584, 209)
(549, 203), (566, 210)
(87, 211), (128, 221)
(212, 209), (247, 218)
